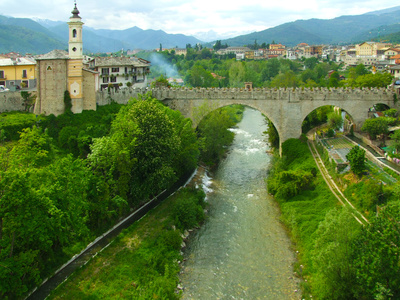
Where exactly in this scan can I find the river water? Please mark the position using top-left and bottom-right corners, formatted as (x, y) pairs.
(180, 108), (300, 299)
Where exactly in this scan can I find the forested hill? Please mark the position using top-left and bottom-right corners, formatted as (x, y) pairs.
(219, 7), (400, 46)
(0, 16), (65, 54)
(0, 15), (202, 54)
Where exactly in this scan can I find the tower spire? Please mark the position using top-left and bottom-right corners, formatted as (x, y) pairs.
(71, 1), (81, 19)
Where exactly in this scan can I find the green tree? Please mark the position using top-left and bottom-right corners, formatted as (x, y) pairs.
(269, 70), (299, 88)
(352, 203), (400, 299)
(151, 75), (171, 88)
(355, 63), (369, 77)
(89, 95), (181, 203)
(311, 208), (360, 299)
(264, 118), (279, 149)
(304, 57), (318, 70)
(354, 72), (393, 88)
(389, 129), (400, 152)
(213, 40), (222, 51)
(20, 91), (36, 112)
(64, 90), (72, 113)
(186, 65), (216, 87)
(261, 58), (280, 82)
(346, 145), (366, 177)
(197, 107), (236, 165)
(328, 71), (341, 88)
(327, 111), (343, 131)
(361, 117), (389, 140)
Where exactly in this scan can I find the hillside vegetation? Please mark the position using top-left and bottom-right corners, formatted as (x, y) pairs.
(268, 138), (400, 299)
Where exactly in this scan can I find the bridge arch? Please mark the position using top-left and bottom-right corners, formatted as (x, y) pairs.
(152, 87), (398, 153)
(191, 101), (284, 150)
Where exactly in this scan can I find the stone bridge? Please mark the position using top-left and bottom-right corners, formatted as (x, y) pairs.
(151, 87), (398, 150)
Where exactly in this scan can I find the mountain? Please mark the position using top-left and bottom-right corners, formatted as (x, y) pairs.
(193, 30), (254, 42)
(363, 6), (400, 15)
(352, 24), (400, 43)
(86, 27), (202, 51)
(0, 14), (203, 54)
(32, 18), (65, 29)
(3, 6), (400, 55)
(0, 16), (65, 54)
(219, 7), (400, 47)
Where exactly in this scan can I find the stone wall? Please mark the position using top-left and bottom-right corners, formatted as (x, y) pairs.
(35, 59), (68, 116)
(82, 69), (97, 111)
(96, 87), (148, 106)
(0, 91), (33, 113)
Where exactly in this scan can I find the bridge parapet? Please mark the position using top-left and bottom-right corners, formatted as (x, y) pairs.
(151, 87), (395, 102)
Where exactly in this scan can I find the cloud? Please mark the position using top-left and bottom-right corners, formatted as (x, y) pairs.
(0, 0), (398, 36)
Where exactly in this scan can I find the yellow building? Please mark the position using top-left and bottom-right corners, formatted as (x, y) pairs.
(355, 42), (386, 56)
(0, 57), (36, 90)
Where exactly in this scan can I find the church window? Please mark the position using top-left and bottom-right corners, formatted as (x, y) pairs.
(73, 29), (77, 38)
(47, 66), (52, 71)
(72, 47), (77, 52)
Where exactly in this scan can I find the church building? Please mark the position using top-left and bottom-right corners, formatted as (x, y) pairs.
(34, 3), (98, 116)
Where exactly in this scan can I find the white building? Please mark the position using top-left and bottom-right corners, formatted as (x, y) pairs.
(88, 56), (150, 90)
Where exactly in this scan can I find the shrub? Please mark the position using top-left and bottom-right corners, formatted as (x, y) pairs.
(172, 188), (206, 230)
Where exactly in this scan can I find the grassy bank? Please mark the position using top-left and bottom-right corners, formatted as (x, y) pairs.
(49, 187), (206, 299)
(266, 138), (341, 297)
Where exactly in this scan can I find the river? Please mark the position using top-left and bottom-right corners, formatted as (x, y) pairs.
(180, 108), (300, 299)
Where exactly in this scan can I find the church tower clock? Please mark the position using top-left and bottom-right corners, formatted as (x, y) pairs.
(67, 2), (84, 113)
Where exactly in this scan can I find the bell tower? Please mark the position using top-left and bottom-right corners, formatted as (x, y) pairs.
(68, 2), (84, 59)
(67, 2), (84, 113)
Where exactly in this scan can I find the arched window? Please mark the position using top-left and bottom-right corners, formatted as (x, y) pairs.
(72, 29), (77, 38)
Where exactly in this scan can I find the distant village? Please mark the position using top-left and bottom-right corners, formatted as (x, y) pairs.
(2, 40), (400, 94)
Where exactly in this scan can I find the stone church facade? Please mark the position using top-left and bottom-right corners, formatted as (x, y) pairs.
(34, 4), (97, 116)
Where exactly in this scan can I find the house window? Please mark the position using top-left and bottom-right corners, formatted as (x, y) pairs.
(101, 68), (109, 75)
(103, 77), (109, 83)
(22, 80), (28, 88)
(0, 70), (4, 79)
(111, 67), (119, 73)
(110, 76), (117, 83)
(22, 70), (27, 78)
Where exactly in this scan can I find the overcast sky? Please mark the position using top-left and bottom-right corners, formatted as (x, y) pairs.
(0, 0), (398, 38)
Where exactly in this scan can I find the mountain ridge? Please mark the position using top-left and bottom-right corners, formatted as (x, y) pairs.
(2, 6), (400, 54)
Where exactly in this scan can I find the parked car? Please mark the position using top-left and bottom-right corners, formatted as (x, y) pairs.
(0, 85), (10, 92)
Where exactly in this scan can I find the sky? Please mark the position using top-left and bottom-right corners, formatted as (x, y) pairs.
(0, 0), (398, 40)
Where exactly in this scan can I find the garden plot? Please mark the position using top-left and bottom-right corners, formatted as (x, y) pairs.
(320, 136), (397, 183)
(324, 137), (354, 164)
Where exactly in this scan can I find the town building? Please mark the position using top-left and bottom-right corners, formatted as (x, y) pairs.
(88, 56), (150, 90)
(0, 56), (36, 90)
